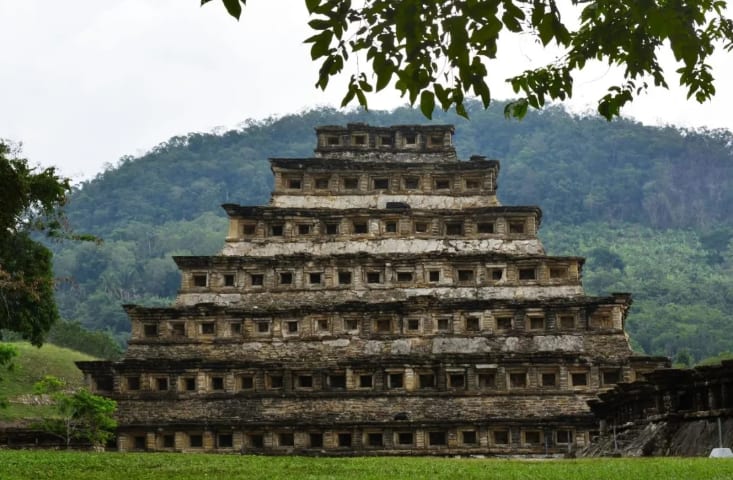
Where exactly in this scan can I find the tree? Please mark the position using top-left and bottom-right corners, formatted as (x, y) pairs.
(587, 247), (625, 272)
(0, 343), (17, 408)
(204, 0), (733, 120)
(674, 348), (693, 368)
(700, 227), (733, 265)
(33, 375), (117, 450)
(0, 141), (70, 345)
(47, 321), (124, 360)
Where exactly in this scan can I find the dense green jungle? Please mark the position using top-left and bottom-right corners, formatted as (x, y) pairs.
(48, 101), (733, 364)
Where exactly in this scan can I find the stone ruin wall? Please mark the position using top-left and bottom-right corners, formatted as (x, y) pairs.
(77, 124), (669, 455)
(584, 361), (733, 456)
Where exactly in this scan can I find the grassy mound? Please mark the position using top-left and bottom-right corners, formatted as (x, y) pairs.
(0, 342), (96, 421)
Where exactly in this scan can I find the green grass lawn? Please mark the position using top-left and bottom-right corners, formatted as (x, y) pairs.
(0, 342), (95, 421)
(0, 452), (731, 480)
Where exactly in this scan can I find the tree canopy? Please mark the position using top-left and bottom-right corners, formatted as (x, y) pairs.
(204, 0), (733, 119)
(0, 141), (70, 345)
(34, 375), (117, 449)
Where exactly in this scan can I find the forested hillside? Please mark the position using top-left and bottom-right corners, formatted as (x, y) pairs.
(51, 102), (733, 363)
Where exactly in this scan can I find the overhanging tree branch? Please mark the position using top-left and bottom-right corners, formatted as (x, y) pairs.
(204, 0), (733, 120)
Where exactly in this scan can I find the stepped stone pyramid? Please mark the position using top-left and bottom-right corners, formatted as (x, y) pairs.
(78, 124), (666, 454)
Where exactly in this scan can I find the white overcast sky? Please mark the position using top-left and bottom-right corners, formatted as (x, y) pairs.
(2, 0), (733, 182)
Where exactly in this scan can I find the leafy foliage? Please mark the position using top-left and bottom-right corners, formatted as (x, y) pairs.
(207, 0), (733, 120)
(543, 222), (733, 363)
(53, 213), (229, 343)
(0, 343), (16, 371)
(47, 321), (123, 360)
(0, 142), (70, 237)
(0, 232), (59, 346)
(0, 141), (72, 345)
(34, 375), (117, 449)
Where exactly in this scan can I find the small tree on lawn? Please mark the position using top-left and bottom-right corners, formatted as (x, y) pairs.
(34, 375), (117, 449)
(0, 343), (18, 408)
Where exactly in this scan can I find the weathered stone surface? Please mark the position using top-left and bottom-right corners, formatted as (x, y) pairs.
(122, 331), (632, 362)
(270, 194), (499, 209)
(173, 285), (587, 308)
(534, 335), (583, 352)
(585, 361), (733, 457)
(221, 238), (546, 257)
(583, 418), (733, 457)
(432, 337), (491, 354)
(77, 123), (664, 455)
(115, 395), (595, 425)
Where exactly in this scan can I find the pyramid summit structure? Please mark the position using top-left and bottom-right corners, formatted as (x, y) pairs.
(78, 123), (666, 454)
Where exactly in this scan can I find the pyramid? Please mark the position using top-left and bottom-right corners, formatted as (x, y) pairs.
(78, 123), (666, 454)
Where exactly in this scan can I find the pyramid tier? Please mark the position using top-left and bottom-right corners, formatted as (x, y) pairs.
(124, 295), (632, 360)
(114, 393), (596, 426)
(80, 349), (666, 454)
(222, 205), (543, 257)
(173, 251), (584, 307)
(81, 350), (666, 423)
(269, 157), (499, 209)
(312, 123), (458, 163)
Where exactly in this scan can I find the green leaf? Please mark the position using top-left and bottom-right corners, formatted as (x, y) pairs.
(538, 14), (555, 46)
(307, 31), (333, 60)
(419, 90), (435, 119)
(474, 81), (491, 108)
(502, 1), (525, 32)
(327, 54), (344, 75)
(359, 79), (374, 93)
(316, 57), (335, 89)
(305, 0), (320, 13)
(434, 83), (451, 110)
(531, 2), (545, 27)
(456, 102), (468, 118)
(598, 98), (612, 120)
(221, 0), (243, 19)
(395, 79), (407, 95)
(341, 87), (356, 107)
(375, 61), (394, 91)
(504, 99), (528, 119)
(355, 88), (368, 108)
(308, 19), (334, 31)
